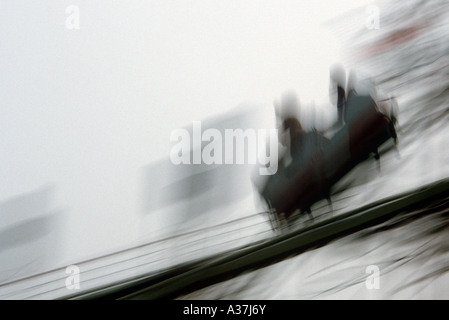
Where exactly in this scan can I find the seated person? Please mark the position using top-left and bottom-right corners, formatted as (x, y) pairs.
(329, 63), (347, 126)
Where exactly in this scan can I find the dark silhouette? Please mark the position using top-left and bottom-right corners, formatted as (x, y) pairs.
(330, 63), (347, 126)
(258, 71), (399, 231)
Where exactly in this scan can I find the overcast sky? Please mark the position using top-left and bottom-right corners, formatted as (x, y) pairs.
(0, 1), (373, 266)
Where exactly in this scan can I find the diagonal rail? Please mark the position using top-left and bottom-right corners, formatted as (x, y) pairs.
(71, 178), (449, 300)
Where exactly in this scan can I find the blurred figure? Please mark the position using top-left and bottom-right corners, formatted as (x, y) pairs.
(273, 90), (302, 168)
(282, 117), (304, 162)
(258, 91), (332, 225)
(330, 63), (347, 126)
(346, 69), (399, 143)
(274, 91), (300, 141)
(274, 90), (333, 172)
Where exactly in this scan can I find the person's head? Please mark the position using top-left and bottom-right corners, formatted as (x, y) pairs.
(274, 90), (301, 145)
(330, 63), (346, 88)
(274, 90), (300, 125)
(278, 90), (300, 118)
(329, 63), (346, 104)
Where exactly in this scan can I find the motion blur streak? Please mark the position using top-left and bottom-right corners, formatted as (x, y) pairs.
(1, 0), (449, 300)
(0, 187), (62, 286)
(178, 0), (449, 299)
